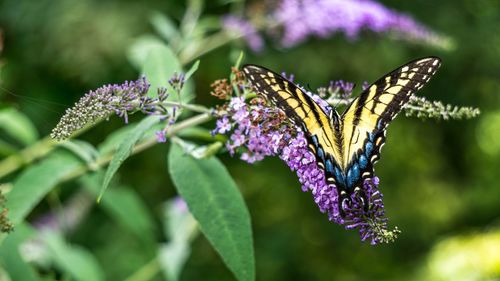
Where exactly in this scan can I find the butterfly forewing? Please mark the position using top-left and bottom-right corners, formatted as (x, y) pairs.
(340, 57), (441, 188)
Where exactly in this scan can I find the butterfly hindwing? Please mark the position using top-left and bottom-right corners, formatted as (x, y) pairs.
(340, 57), (442, 190)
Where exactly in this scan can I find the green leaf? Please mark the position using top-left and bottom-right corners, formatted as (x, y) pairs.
(42, 231), (104, 281)
(82, 173), (156, 242)
(150, 12), (181, 45)
(99, 116), (160, 200)
(0, 224), (39, 281)
(127, 36), (194, 102)
(97, 122), (164, 156)
(168, 143), (255, 281)
(3, 151), (83, 229)
(0, 108), (39, 146)
(184, 60), (200, 81)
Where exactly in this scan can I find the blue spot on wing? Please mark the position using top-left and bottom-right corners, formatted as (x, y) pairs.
(317, 147), (325, 162)
(365, 141), (373, 157)
(359, 154), (368, 169)
(325, 158), (334, 174)
(311, 135), (319, 146)
(346, 163), (360, 190)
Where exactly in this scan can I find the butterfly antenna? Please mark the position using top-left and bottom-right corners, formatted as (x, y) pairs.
(333, 82), (356, 110)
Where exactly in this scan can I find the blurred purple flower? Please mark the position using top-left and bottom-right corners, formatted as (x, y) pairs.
(213, 93), (399, 243)
(156, 130), (167, 143)
(222, 15), (264, 52)
(273, 0), (448, 48)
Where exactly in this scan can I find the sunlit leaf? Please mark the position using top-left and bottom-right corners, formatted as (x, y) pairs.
(168, 143), (255, 281)
(158, 197), (198, 281)
(159, 242), (190, 281)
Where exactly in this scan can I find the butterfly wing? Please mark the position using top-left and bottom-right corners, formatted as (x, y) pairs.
(339, 57), (442, 191)
(242, 64), (343, 185)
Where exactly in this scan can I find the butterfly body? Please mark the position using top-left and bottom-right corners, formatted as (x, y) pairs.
(242, 57), (441, 210)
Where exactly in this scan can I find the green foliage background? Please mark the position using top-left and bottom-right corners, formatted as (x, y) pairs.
(1, 0), (500, 280)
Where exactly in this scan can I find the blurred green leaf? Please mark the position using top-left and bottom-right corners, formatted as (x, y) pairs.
(163, 198), (198, 244)
(83, 173), (156, 242)
(1, 150), (83, 244)
(184, 60), (200, 81)
(42, 231), (104, 281)
(0, 223), (39, 281)
(99, 115), (160, 201)
(0, 138), (17, 156)
(168, 143), (255, 281)
(418, 228), (500, 281)
(150, 12), (181, 47)
(0, 108), (39, 146)
(158, 198), (198, 281)
(159, 242), (190, 281)
(127, 36), (194, 102)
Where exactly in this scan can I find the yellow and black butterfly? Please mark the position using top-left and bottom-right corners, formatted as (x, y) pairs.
(242, 57), (441, 211)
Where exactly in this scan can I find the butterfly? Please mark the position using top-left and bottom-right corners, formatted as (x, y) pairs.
(242, 57), (441, 213)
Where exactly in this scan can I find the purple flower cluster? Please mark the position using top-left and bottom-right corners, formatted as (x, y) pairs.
(214, 93), (399, 244)
(213, 96), (288, 163)
(222, 15), (265, 52)
(273, 0), (447, 48)
(52, 76), (182, 141)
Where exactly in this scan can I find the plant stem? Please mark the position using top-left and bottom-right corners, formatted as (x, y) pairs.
(60, 113), (212, 183)
(0, 137), (56, 179)
(160, 101), (212, 114)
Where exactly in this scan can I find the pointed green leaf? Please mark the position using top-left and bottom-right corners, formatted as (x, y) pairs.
(99, 116), (160, 200)
(168, 143), (254, 281)
(184, 60), (200, 81)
